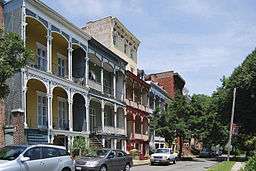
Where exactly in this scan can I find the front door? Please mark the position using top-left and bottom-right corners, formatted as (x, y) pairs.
(107, 151), (120, 171)
(116, 150), (126, 170)
(22, 147), (44, 171)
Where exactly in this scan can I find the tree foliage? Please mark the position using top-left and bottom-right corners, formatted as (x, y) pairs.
(0, 29), (32, 98)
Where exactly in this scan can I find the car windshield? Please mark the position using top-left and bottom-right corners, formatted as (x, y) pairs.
(0, 146), (26, 161)
(84, 149), (110, 158)
(155, 149), (171, 154)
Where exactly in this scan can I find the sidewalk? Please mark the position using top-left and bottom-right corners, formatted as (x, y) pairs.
(133, 159), (150, 166)
(231, 162), (245, 171)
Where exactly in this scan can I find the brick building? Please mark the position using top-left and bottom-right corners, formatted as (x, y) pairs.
(145, 71), (185, 98)
(0, 0), (3, 28)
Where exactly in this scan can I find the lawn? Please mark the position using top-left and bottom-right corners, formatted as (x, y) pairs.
(208, 161), (236, 171)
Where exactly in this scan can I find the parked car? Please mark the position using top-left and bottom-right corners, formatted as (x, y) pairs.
(75, 149), (133, 171)
(0, 144), (75, 171)
(199, 148), (219, 158)
(150, 148), (176, 165)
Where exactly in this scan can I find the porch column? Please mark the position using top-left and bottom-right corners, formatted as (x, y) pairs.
(85, 96), (90, 133)
(102, 138), (105, 148)
(124, 140), (127, 152)
(140, 88), (143, 104)
(47, 84), (53, 129)
(132, 82), (135, 102)
(114, 104), (117, 129)
(123, 78), (126, 101)
(68, 96), (73, 132)
(101, 62), (104, 93)
(113, 69), (116, 98)
(85, 57), (89, 86)
(101, 100), (104, 132)
(46, 29), (52, 73)
(141, 116), (143, 135)
(68, 42), (73, 81)
(114, 139), (117, 150)
(132, 114), (135, 138)
(22, 86), (27, 128)
(124, 109), (127, 136)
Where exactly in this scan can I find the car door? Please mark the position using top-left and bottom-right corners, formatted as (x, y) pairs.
(107, 151), (119, 171)
(41, 147), (60, 171)
(21, 147), (44, 171)
(116, 150), (126, 170)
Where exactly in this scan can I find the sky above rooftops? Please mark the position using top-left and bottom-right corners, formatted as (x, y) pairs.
(41, 0), (256, 95)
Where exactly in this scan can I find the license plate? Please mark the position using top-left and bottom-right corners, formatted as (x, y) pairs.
(76, 167), (82, 170)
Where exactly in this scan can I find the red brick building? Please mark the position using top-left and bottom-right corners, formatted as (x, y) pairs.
(145, 71), (185, 98)
(125, 71), (150, 159)
(0, 0), (4, 28)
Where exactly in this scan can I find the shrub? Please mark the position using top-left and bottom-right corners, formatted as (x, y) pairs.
(244, 154), (256, 171)
(129, 149), (139, 160)
(71, 136), (97, 157)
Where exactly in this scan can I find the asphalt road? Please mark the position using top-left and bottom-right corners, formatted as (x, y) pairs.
(131, 158), (218, 171)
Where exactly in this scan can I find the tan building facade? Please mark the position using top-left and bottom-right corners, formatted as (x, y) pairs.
(83, 16), (140, 75)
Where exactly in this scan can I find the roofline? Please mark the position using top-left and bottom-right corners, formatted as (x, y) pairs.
(126, 70), (150, 88)
(147, 70), (174, 77)
(174, 72), (186, 84)
(84, 16), (140, 45)
(28, 0), (91, 41)
(112, 17), (140, 44)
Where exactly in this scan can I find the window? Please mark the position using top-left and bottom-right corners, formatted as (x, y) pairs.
(116, 151), (125, 157)
(57, 53), (66, 77)
(42, 147), (59, 159)
(58, 149), (69, 156)
(124, 44), (127, 54)
(58, 98), (68, 130)
(36, 42), (47, 71)
(113, 34), (117, 45)
(24, 147), (41, 160)
(130, 49), (134, 59)
(37, 92), (48, 128)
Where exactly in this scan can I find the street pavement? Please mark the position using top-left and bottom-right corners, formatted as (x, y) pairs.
(131, 158), (218, 171)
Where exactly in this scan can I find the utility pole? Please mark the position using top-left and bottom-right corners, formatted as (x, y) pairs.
(227, 88), (236, 161)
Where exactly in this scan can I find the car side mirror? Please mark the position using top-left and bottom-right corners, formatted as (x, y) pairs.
(20, 156), (30, 162)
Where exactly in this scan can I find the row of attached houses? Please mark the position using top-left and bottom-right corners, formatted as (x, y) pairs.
(0, 0), (185, 159)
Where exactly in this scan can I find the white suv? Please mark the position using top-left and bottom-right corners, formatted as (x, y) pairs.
(0, 144), (74, 171)
(150, 148), (177, 165)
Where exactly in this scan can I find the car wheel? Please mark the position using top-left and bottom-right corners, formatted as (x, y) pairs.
(100, 165), (107, 171)
(124, 164), (130, 171)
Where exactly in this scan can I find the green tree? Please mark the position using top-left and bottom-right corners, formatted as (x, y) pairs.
(0, 29), (32, 98)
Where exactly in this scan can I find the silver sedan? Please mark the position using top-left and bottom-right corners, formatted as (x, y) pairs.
(0, 144), (75, 171)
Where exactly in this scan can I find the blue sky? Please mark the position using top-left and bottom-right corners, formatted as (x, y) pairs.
(41, 0), (256, 95)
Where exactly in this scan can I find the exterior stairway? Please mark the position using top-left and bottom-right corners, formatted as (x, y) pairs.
(26, 129), (48, 145)
(89, 134), (103, 148)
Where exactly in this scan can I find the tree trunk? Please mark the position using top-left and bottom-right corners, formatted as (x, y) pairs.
(178, 136), (183, 159)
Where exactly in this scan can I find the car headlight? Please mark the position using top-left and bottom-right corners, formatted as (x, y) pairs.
(85, 161), (99, 167)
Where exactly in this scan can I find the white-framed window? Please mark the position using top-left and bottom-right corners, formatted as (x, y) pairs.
(36, 42), (47, 71)
(57, 53), (66, 77)
(89, 108), (97, 131)
(58, 97), (68, 130)
(37, 91), (48, 129)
